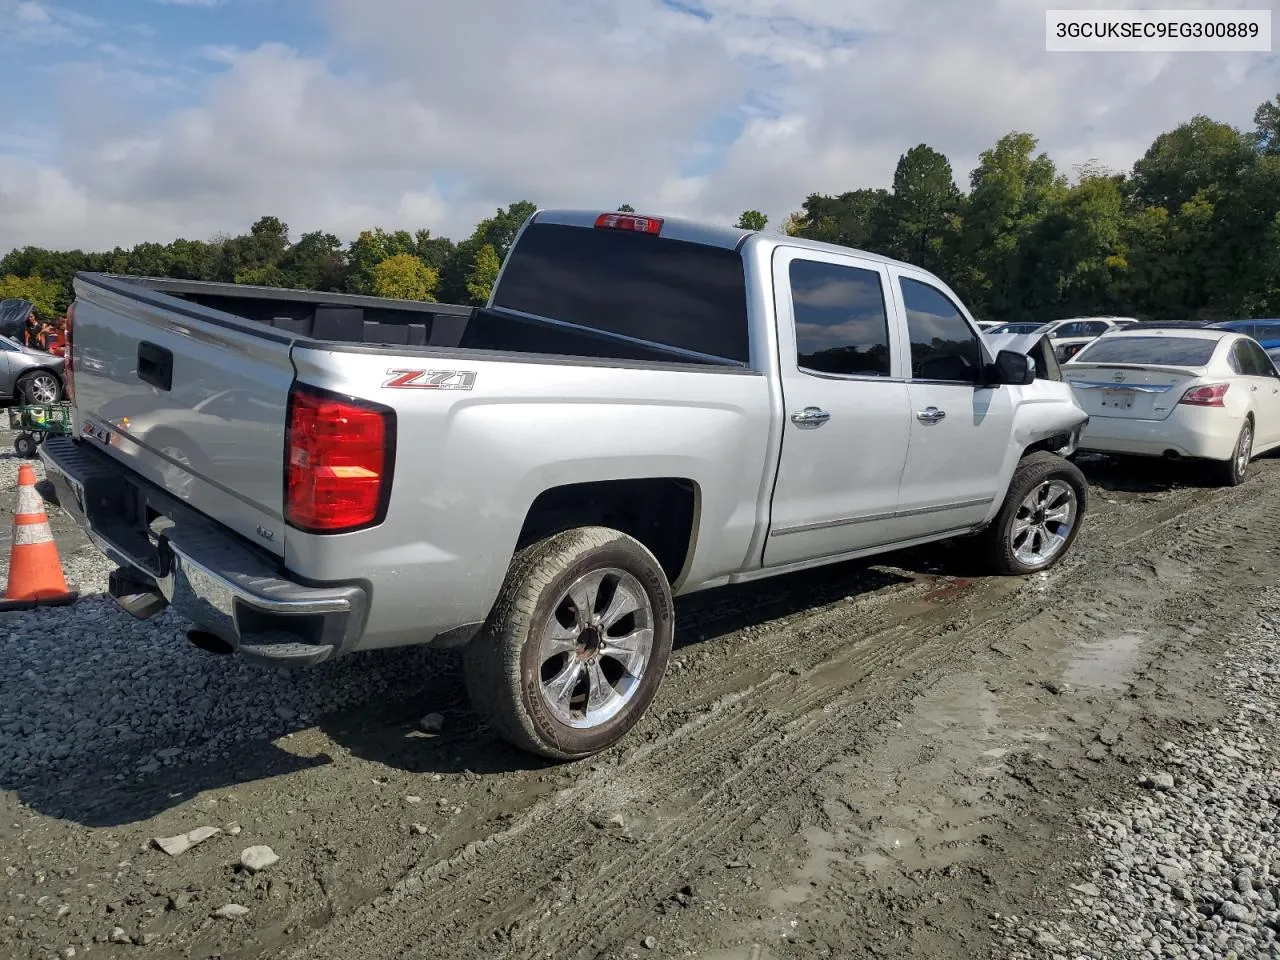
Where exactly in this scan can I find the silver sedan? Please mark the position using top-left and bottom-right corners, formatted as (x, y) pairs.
(0, 335), (65, 405)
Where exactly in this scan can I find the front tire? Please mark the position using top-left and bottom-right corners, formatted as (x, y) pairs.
(13, 433), (37, 458)
(464, 526), (675, 761)
(1210, 417), (1252, 487)
(979, 451), (1087, 575)
(16, 372), (61, 405)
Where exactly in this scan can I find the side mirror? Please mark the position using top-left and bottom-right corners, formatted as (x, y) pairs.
(988, 349), (1035, 386)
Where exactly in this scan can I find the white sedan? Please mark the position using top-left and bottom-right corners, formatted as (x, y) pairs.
(1062, 326), (1280, 485)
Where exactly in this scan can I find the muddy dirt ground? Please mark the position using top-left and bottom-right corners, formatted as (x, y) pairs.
(2, 449), (1278, 960)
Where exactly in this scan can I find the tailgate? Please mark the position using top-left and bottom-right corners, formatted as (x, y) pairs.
(1062, 363), (1202, 422)
(69, 275), (294, 555)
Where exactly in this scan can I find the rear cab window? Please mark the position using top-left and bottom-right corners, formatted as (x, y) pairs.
(491, 221), (749, 363)
(1074, 336), (1220, 367)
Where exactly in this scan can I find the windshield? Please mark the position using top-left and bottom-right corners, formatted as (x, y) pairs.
(1073, 336), (1219, 367)
(988, 322), (1047, 336)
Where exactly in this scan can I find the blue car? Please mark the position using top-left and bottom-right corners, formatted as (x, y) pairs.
(1210, 319), (1280, 349)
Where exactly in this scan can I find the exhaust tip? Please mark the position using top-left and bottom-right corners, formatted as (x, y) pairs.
(187, 629), (235, 656)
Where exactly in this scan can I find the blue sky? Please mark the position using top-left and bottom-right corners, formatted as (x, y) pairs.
(1, 0), (1276, 253)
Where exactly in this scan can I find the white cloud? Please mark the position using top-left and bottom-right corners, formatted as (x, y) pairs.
(0, 0), (1276, 256)
(16, 1), (50, 23)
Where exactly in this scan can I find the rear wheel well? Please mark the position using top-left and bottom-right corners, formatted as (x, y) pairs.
(516, 478), (698, 586)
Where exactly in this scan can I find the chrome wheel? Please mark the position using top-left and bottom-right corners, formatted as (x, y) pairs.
(1236, 420), (1253, 478)
(1010, 479), (1078, 568)
(24, 374), (60, 404)
(537, 567), (654, 729)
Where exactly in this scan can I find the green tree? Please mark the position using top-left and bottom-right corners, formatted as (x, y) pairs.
(877, 144), (963, 275)
(278, 231), (346, 291)
(465, 244), (502, 304)
(617, 204), (636, 212)
(1021, 166), (1128, 315)
(735, 210), (768, 231)
(345, 228), (418, 294)
(439, 201), (536, 303)
(785, 189), (890, 248)
(960, 132), (1067, 317)
(0, 274), (63, 319)
(234, 265), (288, 287)
(217, 216), (290, 283)
(412, 229), (456, 272)
(372, 253), (439, 301)
(1130, 116), (1255, 211)
(1254, 95), (1280, 155)
(165, 238), (219, 281)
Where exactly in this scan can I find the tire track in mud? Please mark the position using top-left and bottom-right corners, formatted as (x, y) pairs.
(280, 604), (1010, 960)
(270, 466), (1280, 960)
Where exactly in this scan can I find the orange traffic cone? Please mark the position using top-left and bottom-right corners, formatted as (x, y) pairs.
(0, 463), (78, 610)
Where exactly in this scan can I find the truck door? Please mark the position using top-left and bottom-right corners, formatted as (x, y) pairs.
(763, 248), (912, 567)
(887, 268), (1014, 539)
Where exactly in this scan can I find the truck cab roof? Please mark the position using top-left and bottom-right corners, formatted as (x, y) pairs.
(529, 208), (919, 271)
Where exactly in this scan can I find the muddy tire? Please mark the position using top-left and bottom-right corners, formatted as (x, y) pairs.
(463, 526), (674, 761)
(1209, 417), (1252, 487)
(978, 451), (1087, 575)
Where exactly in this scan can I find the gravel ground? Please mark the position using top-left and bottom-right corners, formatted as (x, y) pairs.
(0, 450), (452, 793)
(1002, 597), (1280, 960)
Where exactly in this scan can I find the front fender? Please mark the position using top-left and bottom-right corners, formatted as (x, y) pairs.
(982, 382), (1088, 526)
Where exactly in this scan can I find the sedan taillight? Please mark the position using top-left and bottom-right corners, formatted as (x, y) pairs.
(1178, 383), (1229, 407)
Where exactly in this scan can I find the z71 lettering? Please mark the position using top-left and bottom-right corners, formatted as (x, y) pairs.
(383, 369), (477, 391)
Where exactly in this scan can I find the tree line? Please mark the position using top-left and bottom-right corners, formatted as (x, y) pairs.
(2, 95), (1277, 324)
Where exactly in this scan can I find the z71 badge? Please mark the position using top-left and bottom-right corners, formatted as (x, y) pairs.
(382, 369), (477, 391)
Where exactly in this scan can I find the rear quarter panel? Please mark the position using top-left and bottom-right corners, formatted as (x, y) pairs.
(286, 347), (773, 650)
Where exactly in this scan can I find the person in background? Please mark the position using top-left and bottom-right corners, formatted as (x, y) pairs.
(21, 309), (53, 351)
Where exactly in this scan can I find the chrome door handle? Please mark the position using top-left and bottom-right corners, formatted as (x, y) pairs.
(916, 406), (946, 424)
(790, 406), (831, 426)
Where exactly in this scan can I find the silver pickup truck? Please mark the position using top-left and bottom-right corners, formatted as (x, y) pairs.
(40, 209), (1089, 760)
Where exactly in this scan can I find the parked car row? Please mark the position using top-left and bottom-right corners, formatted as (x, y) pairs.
(985, 316), (1138, 363)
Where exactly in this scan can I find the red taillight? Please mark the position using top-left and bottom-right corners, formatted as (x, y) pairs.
(1178, 383), (1229, 407)
(285, 384), (396, 533)
(64, 302), (75, 403)
(594, 213), (662, 235)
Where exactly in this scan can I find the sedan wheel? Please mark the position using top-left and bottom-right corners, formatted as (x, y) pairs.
(1213, 418), (1253, 487)
(19, 373), (61, 405)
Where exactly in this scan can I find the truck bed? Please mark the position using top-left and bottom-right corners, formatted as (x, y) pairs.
(104, 276), (744, 368)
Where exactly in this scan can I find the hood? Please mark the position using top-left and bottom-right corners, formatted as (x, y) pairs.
(18, 344), (65, 366)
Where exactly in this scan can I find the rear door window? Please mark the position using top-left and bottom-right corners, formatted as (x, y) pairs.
(492, 222), (749, 363)
(1240, 339), (1280, 378)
